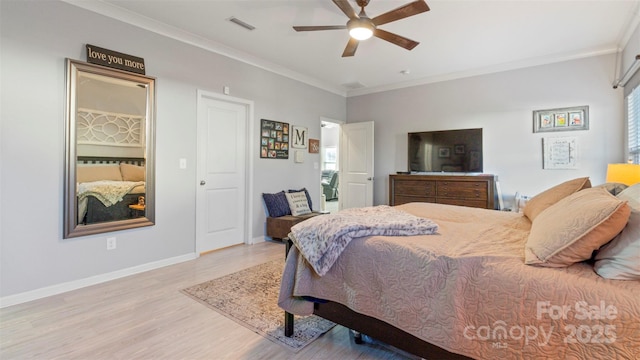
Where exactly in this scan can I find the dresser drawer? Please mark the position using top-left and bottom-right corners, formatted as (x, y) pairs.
(389, 174), (496, 209)
(394, 180), (436, 196)
(437, 181), (487, 200)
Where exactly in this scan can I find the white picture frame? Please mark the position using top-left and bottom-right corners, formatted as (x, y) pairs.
(291, 126), (308, 149)
(543, 136), (578, 170)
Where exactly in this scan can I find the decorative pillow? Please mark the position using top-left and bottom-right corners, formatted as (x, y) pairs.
(288, 188), (313, 211)
(524, 187), (631, 267)
(593, 183), (640, 280)
(285, 191), (312, 216)
(262, 191), (291, 217)
(593, 182), (628, 196)
(615, 182), (640, 209)
(120, 163), (145, 182)
(523, 177), (591, 222)
(76, 165), (123, 183)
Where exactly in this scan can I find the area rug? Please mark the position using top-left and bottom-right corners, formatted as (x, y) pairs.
(182, 259), (335, 352)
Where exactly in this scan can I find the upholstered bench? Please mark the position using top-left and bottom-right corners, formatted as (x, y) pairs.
(266, 212), (321, 240)
(263, 188), (322, 241)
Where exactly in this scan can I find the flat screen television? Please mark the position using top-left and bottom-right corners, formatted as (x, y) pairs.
(408, 128), (483, 173)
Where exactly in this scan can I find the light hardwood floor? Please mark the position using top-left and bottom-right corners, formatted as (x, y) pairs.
(1, 241), (413, 359)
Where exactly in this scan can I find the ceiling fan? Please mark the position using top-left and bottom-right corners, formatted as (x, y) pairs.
(293, 0), (430, 57)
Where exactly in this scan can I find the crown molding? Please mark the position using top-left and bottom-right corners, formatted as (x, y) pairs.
(61, 0), (347, 97)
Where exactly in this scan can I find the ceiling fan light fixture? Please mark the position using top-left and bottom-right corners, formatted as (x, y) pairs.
(347, 19), (374, 40)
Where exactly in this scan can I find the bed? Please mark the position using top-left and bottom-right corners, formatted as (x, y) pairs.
(278, 178), (640, 359)
(77, 156), (146, 224)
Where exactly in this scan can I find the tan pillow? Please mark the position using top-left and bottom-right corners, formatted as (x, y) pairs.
(524, 187), (630, 267)
(523, 177), (591, 222)
(76, 165), (123, 183)
(120, 163), (145, 182)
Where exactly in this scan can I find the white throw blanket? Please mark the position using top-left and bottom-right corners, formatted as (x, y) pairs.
(78, 180), (144, 207)
(290, 205), (438, 276)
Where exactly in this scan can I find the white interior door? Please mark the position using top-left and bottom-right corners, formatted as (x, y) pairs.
(339, 121), (374, 209)
(196, 91), (249, 254)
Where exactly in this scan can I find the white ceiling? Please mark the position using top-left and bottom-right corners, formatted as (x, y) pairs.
(66, 0), (640, 97)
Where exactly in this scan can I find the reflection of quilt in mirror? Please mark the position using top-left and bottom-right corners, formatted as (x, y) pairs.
(78, 181), (145, 224)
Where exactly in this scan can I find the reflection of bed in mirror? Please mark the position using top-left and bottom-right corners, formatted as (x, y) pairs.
(77, 156), (146, 225)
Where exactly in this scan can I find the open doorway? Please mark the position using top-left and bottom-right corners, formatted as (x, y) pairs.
(320, 118), (341, 213)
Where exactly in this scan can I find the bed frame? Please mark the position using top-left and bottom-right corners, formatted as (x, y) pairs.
(77, 156), (145, 166)
(283, 240), (472, 360)
(77, 156), (146, 224)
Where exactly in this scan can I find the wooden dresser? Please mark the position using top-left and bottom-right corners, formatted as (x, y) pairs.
(389, 174), (496, 209)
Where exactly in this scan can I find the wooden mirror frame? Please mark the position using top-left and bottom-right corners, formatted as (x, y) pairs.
(63, 59), (156, 238)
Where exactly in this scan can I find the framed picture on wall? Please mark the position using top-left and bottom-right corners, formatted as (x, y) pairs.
(533, 105), (589, 132)
(292, 126), (308, 148)
(543, 136), (578, 169)
(260, 119), (289, 159)
(438, 147), (451, 158)
(309, 139), (319, 153)
(554, 113), (568, 127)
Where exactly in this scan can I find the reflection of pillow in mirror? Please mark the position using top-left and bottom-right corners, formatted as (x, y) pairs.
(77, 165), (123, 183)
(120, 163), (145, 182)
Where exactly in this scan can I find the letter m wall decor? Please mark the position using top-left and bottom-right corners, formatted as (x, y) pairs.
(292, 126), (308, 149)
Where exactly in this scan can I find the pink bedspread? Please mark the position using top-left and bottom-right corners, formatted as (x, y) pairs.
(278, 202), (640, 359)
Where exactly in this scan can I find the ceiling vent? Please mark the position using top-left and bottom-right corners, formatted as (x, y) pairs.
(228, 17), (256, 31)
(341, 81), (365, 90)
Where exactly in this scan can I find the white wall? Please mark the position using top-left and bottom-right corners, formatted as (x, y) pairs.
(0, 1), (345, 298)
(0, 0), (631, 301)
(348, 54), (625, 208)
(621, 22), (640, 79)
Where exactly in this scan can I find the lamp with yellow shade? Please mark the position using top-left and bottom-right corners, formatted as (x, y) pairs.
(606, 163), (640, 186)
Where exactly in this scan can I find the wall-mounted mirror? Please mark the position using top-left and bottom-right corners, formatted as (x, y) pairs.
(64, 59), (156, 238)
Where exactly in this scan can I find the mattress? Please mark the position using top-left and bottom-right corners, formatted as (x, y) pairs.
(278, 202), (640, 359)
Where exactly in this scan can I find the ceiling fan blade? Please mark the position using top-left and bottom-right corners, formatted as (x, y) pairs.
(293, 25), (347, 31)
(372, 0), (430, 26)
(342, 38), (359, 57)
(333, 0), (359, 20)
(373, 29), (419, 50)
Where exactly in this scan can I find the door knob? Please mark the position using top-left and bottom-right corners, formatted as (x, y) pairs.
(367, 177), (374, 181)
(200, 180), (206, 186)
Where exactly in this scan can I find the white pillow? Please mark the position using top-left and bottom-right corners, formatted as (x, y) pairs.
(285, 191), (311, 216)
(594, 183), (640, 280)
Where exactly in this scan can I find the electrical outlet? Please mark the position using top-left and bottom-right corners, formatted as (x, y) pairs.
(106, 237), (116, 250)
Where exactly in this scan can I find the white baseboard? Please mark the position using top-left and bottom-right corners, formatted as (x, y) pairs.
(251, 235), (266, 244)
(0, 252), (198, 308)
